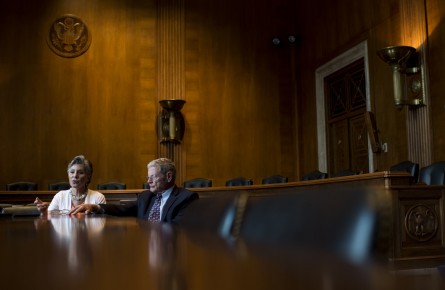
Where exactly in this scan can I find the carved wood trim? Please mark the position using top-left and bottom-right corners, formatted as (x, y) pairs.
(156, 0), (186, 183)
(401, 0), (432, 167)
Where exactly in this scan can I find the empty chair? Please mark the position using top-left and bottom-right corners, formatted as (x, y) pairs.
(237, 186), (389, 264)
(48, 182), (71, 191)
(390, 160), (420, 182)
(179, 192), (243, 238)
(6, 182), (38, 191)
(97, 182), (127, 190)
(225, 177), (253, 187)
(331, 170), (360, 178)
(418, 161), (445, 185)
(301, 170), (328, 181)
(183, 178), (212, 188)
(261, 175), (288, 184)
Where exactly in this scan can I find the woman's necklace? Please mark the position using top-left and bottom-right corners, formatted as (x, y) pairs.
(70, 188), (87, 201)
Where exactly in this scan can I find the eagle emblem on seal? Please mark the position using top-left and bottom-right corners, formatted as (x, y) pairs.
(47, 14), (92, 58)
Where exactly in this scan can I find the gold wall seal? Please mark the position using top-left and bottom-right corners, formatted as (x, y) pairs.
(47, 14), (92, 58)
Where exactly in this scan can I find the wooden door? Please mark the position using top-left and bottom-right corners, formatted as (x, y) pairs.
(325, 58), (368, 175)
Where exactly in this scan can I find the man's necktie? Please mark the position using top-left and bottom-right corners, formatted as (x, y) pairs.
(148, 194), (162, 222)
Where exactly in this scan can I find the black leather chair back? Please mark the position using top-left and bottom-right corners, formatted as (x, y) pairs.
(48, 182), (71, 191)
(6, 182), (38, 191)
(179, 193), (243, 238)
(225, 177), (253, 186)
(237, 186), (389, 264)
(390, 160), (420, 182)
(301, 170), (328, 181)
(261, 175), (288, 184)
(183, 178), (212, 188)
(418, 161), (445, 185)
(97, 182), (127, 190)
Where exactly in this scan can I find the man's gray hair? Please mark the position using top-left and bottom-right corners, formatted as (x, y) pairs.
(147, 158), (176, 179)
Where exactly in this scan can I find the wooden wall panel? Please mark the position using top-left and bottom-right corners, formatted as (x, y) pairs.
(293, 0), (422, 174)
(427, 0), (445, 162)
(1, 0), (445, 190)
(182, 0), (298, 186)
(0, 0), (298, 189)
(293, 0), (445, 173)
(0, 0), (158, 189)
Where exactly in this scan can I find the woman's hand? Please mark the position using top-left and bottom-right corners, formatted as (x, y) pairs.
(69, 204), (100, 215)
(34, 197), (49, 212)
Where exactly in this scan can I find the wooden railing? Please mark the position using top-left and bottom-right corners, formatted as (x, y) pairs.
(0, 171), (412, 204)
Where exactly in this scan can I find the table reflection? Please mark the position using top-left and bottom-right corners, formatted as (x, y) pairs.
(51, 214), (104, 272)
(136, 221), (185, 290)
(0, 215), (442, 290)
(34, 213), (105, 277)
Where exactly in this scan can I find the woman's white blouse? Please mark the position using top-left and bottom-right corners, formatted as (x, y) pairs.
(47, 189), (106, 211)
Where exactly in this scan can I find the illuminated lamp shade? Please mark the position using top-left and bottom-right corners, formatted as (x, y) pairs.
(158, 99), (186, 143)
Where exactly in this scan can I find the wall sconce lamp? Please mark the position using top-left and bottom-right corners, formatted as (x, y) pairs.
(158, 99), (185, 144)
(377, 46), (425, 110)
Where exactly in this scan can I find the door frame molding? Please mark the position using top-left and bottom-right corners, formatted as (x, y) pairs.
(315, 40), (373, 173)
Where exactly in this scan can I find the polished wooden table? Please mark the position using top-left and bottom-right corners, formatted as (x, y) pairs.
(1, 172), (443, 273)
(0, 214), (443, 290)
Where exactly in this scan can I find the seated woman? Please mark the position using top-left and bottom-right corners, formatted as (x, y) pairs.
(35, 155), (106, 214)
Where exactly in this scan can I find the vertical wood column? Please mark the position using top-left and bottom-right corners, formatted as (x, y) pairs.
(156, 0), (185, 183)
(401, 0), (432, 167)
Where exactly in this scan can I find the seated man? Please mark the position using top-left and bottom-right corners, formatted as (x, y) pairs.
(70, 158), (199, 224)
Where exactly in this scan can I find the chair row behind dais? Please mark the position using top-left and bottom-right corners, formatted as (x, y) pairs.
(182, 175), (289, 188)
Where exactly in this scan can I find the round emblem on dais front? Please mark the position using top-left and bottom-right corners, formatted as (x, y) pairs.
(47, 14), (92, 58)
(405, 204), (438, 242)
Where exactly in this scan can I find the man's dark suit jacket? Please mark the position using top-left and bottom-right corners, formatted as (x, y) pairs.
(99, 185), (199, 224)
